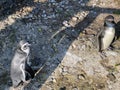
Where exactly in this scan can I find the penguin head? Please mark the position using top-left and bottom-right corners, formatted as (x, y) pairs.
(104, 15), (115, 27)
(18, 40), (31, 55)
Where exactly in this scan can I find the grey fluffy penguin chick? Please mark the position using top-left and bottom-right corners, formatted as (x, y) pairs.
(10, 40), (34, 88)
(97, 15), (116, 52)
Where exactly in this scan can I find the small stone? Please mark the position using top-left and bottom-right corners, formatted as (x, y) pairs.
(81, 45), (86, 51)
(63, 21), (71, 27)
(77, 74), (85, 80)
(72, 17), (77, 22)
(62, 67), (69, 72)
(8, 16), (15, 25)
(52, 78), (57, 83)
(62, 67), (69, 75)
(71, 43), (76, 49)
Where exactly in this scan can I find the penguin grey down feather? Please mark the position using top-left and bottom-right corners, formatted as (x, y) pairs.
(97, 15), (116, 52)
(10, 40), (34, 88)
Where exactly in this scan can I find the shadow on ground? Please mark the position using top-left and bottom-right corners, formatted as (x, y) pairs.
(0, 0), (120, 90)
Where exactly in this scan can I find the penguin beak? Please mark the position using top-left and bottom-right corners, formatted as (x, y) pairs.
(27, 43), (31, 46)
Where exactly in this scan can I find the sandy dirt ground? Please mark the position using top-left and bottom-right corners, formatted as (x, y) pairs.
(0, 0), (120, 90)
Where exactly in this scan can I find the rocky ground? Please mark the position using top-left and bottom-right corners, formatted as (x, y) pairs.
(0, 0), (120, 90)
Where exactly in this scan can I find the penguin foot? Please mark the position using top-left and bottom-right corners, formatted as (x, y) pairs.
(24, 80), (31, 84)
(99, 51), (107, 59)
(107, 45), (115, 51)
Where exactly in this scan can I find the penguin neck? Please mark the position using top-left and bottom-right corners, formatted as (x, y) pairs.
(105, 26), (115, 33)
(16, 48), (27, 56)
(105, 21), (115, 28)
(105, 26), (114, 29)
(105, 26), (114, 31)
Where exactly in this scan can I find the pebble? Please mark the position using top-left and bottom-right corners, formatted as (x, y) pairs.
(63, 20), (71, 27)
(72, 17), (77, 22)
(77, 74), (85, 80)
(52, 78), (57, 83)
(71, 43), (76, 49)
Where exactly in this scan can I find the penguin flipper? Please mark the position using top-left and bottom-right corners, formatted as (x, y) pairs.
(100, 30), (105, 38)
(97, 29), (105, 52)
(25, 64), (35, 80)
(25, 71), (32, 81)
(98, 36), (103, 52)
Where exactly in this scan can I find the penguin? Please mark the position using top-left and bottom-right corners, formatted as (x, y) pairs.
(97, 15), (116, 52)
(10, 40), (34, 88)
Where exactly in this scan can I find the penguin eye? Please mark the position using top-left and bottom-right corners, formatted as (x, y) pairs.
(23, 45), (28, 50)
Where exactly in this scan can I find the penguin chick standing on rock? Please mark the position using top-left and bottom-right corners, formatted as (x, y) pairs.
(97, 15), (116, 52)
(10, 40), (34, 88)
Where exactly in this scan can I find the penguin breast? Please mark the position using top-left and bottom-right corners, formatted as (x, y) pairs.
(102, 27), (115, 50)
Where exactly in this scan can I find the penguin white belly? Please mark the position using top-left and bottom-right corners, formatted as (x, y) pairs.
(102, 28), (115, 50)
